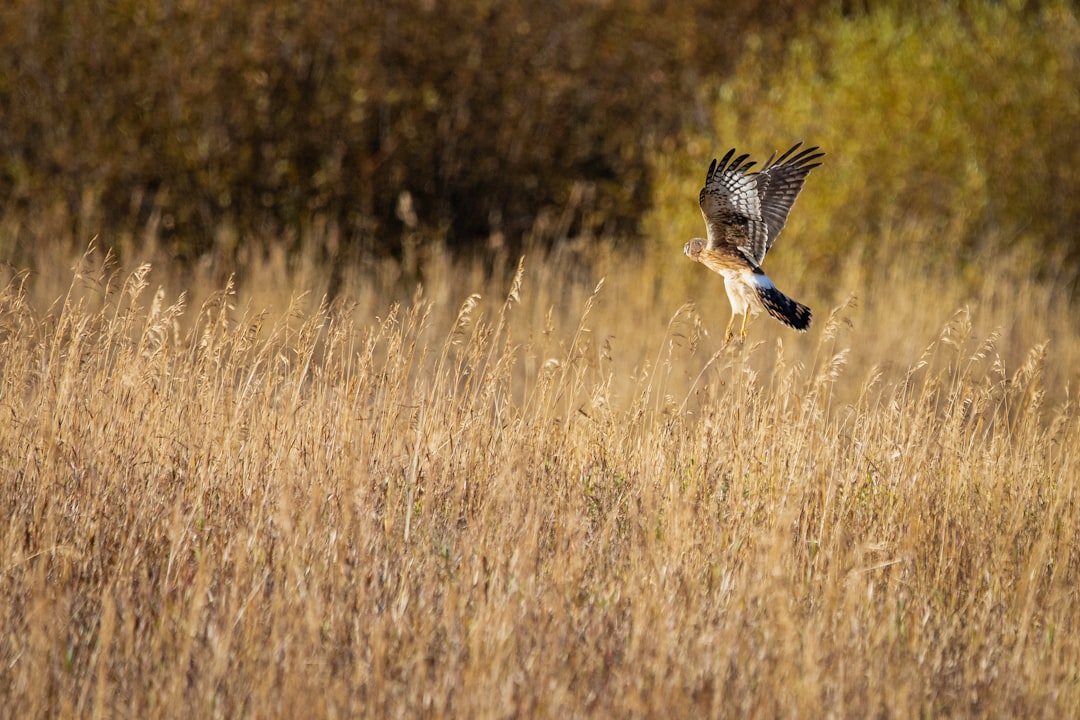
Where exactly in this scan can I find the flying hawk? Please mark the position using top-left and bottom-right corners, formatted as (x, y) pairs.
(683, 143), (823, 341)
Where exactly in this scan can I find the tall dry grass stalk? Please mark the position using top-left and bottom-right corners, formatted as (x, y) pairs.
(1, 242), (1078, 717)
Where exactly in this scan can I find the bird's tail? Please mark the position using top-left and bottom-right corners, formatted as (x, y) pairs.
(755, 278), (812, 331)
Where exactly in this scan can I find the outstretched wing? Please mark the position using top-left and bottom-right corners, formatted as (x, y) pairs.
(698, 148), (763, 259)
(753, 143), (824, 260)
(698, 143), (823, 266)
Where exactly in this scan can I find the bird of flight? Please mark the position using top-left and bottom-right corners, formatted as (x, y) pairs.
(683, 143), (823, 342)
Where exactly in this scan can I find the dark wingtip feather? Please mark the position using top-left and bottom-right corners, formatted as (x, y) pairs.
(772, 142), (802, 166)
(756, 142), (819, 174)
(714, 148), (736, 176)
(768, 142), (823, 170)
(789, 143), (825, 168)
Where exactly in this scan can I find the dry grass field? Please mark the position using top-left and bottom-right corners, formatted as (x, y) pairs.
(2, 237), (1078, 718)
(2, 1), (1076, 716)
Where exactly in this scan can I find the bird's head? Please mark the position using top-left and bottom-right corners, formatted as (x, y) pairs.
(683, 238), (706, 259)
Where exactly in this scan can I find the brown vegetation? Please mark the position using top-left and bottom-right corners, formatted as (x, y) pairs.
(0, 0), (826, 263)
(1, 236), (1078, 716)
(2, 1), (1079, 715)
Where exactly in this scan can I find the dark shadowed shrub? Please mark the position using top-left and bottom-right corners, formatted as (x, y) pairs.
(0, 0), (825, 266)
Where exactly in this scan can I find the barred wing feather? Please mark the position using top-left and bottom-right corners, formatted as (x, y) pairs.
(698, 143), (823, 266)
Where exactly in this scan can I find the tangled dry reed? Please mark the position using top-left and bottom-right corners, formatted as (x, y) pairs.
(1, 247), (1078, 717)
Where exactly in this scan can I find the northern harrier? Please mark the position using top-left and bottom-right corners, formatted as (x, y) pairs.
(684, 143), (823, 341)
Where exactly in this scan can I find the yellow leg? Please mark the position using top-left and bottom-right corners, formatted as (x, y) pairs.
(724, 314), (735, 343)
(740, 312), (749, 338)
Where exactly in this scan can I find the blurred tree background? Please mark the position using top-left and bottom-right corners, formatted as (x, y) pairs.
(0, 0), (1076, 286)
(645, 0), (1079, 294)
(0, 0), (822, 261)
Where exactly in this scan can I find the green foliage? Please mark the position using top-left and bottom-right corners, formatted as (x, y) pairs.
(0, 0), (827, 264)
(646, 0), (1080, 289)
